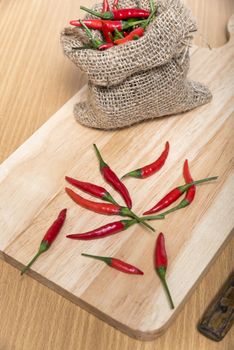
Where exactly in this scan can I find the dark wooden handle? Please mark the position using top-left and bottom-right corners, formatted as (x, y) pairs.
(198, 271), (234, 341)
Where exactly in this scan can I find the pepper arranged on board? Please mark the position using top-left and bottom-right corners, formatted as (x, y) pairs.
(65, 187), (155, 232)
(82, 253), (144, 275)
(93, 144), (132, 209)
(65, 176), (118, 205)
(183, 159), (196, 204)
(66, 219), (136, 240)
(154, 159), (197, 216)
(155, 233), (174, 309)
(102, 0), (110, 13)
(21, 209), (67, 275)
(143, 176), (218, 215)
(122, 142), (170, 179)
(80, 6), (150, 20)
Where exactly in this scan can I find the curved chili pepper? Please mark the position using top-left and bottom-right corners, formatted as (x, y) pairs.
(114, 27), (144, 45)
(155, 160), (197, 216)
(66, 219), (136, 240)
(99, 43), (115, 50)
(80, 6), (150, 20)
(70, 19), (103, 30)
(155, 233), (174, 309)
(93, 144), (132, 209)
(102, 21), (113, 43)
(102, 0), (110, 13)
(82, 253), (144, 275)
(70, 19), (147, 32)
(65, 187), (155, 231)
(143, 176), (218, 215)
(21, 209), (67, 275)
(65, 176), (118, 205)
(183, 159), (196, 204)
(122, 142), (169, 179)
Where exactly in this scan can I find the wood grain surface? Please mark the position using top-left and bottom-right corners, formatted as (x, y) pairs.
(0, 0), (234, 349)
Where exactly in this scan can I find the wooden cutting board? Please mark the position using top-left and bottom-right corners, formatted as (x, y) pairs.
(0, 15), (233, 341)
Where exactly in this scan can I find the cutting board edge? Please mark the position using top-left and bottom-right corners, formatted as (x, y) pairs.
(1, 227), (233, 341)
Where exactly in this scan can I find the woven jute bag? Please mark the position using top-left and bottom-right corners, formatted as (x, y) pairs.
(61, 0), (212, 129)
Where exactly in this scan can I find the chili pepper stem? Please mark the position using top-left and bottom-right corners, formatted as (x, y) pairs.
(139, 214), (165, 221)
(158, 200), (189, 217)
(21, 241), (48, 275)
(93, 144), (106, 168)
(81, 6), (107, 19)
(179, 177), (218, 192)
(82, 253), (111, 265)
(103, 193), (119, 206)
(161, 276), (175, 309)
(129, 210), (155, 232)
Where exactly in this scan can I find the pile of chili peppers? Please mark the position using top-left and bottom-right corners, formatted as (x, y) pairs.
(21, 141), (218, 310)
(69, 0), (157, 50)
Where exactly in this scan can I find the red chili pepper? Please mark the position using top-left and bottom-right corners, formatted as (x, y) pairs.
(80, 6), (150, 20)
(66, 219), (136, 240)
(21, 209), (67, 275)
(102, 21), (113, 43)
(70, 19), (103, 30)
(102, 0), (110, 12)
(99, 43), (115, 50)
(65, 176), (118, 205)
(155, 160), (197, 216)
(93, 144), (132, 209)
(114, 27), (144, 45)
(70, 19), (147, 32)
(155, 233), (174, 309)
(122, 142), (169, 179)
(143, 176), (218, 215)
(112, 0), (119, 10)
(65, 187), (155, 231)
(183, 159), (196, 204)
(82, 253), (144, 275)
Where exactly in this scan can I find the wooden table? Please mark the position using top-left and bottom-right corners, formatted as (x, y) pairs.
(0, 1), (233, 349)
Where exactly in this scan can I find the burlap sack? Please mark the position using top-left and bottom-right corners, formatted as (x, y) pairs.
(61, 0), (212, 129)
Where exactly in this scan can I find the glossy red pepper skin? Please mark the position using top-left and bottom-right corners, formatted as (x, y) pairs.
(66, 219), (136, 240)
(82, 253), (144, 275)
(143, 176), (218, 215)
(21, 209), (67, 275)
(99, 43), (115, 50)
(65, 187), (121, 215)
(80, 6), (150, 20)
(65, 176), (118, 205)
(70, 19), (103, 30)
(114, 27), (144, 45)
(155, 233), (174, 309)
(65, 187), (155, 231)
(102, 21), (113, 43)
(151, 160), (196, 217)
(93, 144), (132, 209)
(70, 19), (146, 32)
(122, 142), (169, 179)
(183, 159), (196, 204)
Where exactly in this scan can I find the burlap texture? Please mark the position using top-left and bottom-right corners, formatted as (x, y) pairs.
(61, 0), (212, 129)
